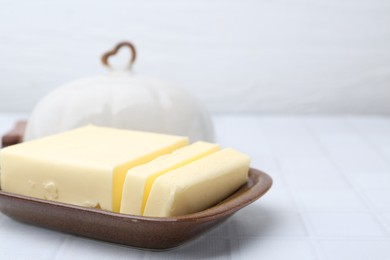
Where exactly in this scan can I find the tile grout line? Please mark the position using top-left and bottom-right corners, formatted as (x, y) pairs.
(345, 116), (390, 168)
(302, 116), (390, 237)
(52, 235), (74, 260)
(300, 116), (379, 259)
(342, 117), (390, 235)
(258, 116), (327, 260)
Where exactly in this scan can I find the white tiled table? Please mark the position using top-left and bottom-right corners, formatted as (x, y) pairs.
(1, 114), (390, 260)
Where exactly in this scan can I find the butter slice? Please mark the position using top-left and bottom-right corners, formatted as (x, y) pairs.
(143, 148), (250, 217)
(120, 141), (219, 216)
(0, 126), (188, 212)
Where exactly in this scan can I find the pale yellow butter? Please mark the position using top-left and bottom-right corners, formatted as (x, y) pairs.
(143, 148), (250, 217)
(0, 125), (188, 212)
(120, 141), (219, 216)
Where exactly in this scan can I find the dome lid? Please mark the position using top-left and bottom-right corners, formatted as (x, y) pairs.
(24, 42), (214, 142)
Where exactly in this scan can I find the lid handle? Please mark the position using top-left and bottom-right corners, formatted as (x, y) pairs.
(101, 41), (137, 70)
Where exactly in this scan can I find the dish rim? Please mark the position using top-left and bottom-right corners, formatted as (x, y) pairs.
(0, 168), (272, 222)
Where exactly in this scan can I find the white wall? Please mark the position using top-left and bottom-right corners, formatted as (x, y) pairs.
(1, 0), (389, 114)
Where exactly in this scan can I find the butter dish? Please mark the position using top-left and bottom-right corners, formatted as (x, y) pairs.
(0, 168), (272, 250)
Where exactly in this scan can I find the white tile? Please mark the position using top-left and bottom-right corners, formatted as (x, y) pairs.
(278, 156), (349, 189)
(0, 219), (66, 260)
(360, 132), (390, 160)
(362, 133), (390, 152)
(315, 133), (380, 158)
(256, 117), (324, 157)
(348, 173), (390, 190)
(304, 116), (352, 135)
(364, 190), (390, 211)
(278, 156), (336, 174)
(231, 207), (308, 237)
(347, 116), (390, 135)
(213, 115), (272, 155)
(237, 238), (317, 260)
(364, 131), (390, 143)
(283, 170), (348, 189)
(312, 120), (390, 173)
(331, 153), (390, 174)
(310, 120), (390, 173)
(250, 155), (280, 176)
(260, 187), (297, 211)
(307, 212), (387, 237)
(145, 237), (232, 260)
(289, 173), (348, 189)
(295, 189), (366, 211)
(381, 213), (390, 228)
(256, 116), (309, 136)
(381, 147), (390, 160)
(264, 134), (324, 157)
(55, 237), (145, 260)
(205, 218), (232, 238)
(321, 240), (390, 260)
(260, 168), (286, 191)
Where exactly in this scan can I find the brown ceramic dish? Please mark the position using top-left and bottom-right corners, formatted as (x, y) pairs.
(1, 120), (26, 147)
(0, 168), (272, 249)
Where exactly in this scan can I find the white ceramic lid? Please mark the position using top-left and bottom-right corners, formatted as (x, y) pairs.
(24, 42), (214, 142)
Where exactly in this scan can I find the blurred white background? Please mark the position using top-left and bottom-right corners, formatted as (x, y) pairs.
(0, 0), (389, 114)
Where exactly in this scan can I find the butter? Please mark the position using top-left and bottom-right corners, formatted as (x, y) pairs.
(143, 148), (250, 217)
(120, 141), (219, 216)
(0, 125), (188, 212)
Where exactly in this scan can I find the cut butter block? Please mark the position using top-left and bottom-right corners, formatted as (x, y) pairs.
(143, 148), (250, 217)
(0, 125), (188, 212)
(120, 141), (220, 216)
